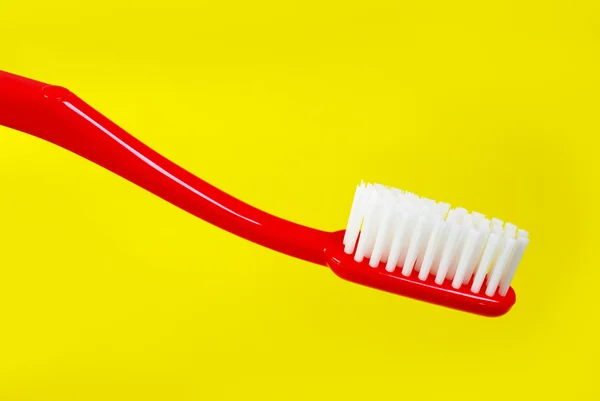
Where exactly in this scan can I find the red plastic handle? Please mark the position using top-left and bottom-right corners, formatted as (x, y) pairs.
(0, 70), (518, 317)
(0, 71), (330, 266)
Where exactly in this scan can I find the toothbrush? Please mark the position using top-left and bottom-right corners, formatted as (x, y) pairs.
(0, 71), (529, 317)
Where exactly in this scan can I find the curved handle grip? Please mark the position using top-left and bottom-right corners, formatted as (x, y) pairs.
(0, 71), (330, 266)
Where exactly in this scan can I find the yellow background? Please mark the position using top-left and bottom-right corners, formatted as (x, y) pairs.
(1, 1), (598, 400)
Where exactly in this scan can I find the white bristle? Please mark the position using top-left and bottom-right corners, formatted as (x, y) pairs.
(415, 216), (436, 272)
(418, 220), (445, 280)
(343, 182), (530, 298)
(435, 222), (461, 285)
(402, 216), (428, 277)
(421, 198), (436, 211)
(397, 214), (417, 265)
(447, 215), (474, 280)
(368, 204), (394, 267)
(462, 213), (473, 228)
(478, 217), (491, 231)
(504, 222), (518, 238)
(353, 189), (380, 262)
(385, 209), (409, 273)
(498, 236), (530, 296)
(462, 225), (490, 285)
(343, 183), (367, 254)
(485, 237), (516, 297)
(451, 228), (481, 289)
(436, 202), (451, 219)
(429, 221), (449, 276)
(454, 208), (468, 224)
(470, 232), (501, 294)
(471, 212), (484, 227)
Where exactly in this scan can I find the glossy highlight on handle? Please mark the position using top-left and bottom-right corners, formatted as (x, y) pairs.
(0, 70), (330, 266)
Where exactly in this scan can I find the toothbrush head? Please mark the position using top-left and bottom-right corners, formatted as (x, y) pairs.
(325, 182), (529, 317)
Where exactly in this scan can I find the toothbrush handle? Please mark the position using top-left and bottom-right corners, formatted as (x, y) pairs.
(0, 71), (330, 266)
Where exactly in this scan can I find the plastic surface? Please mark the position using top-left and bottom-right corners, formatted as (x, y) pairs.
(0, 70), (516, 317)
(326, 231), (515, 317)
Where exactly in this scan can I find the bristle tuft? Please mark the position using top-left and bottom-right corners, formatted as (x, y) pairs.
(343, 182), (529, 297)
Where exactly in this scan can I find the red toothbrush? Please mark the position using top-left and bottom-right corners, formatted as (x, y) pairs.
(0, 71), (529, 317)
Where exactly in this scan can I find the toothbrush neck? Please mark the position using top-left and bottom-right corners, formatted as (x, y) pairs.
(0, 71), (331, 267)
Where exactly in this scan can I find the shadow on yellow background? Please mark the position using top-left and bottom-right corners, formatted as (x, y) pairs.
(0, 1), (598, 400)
